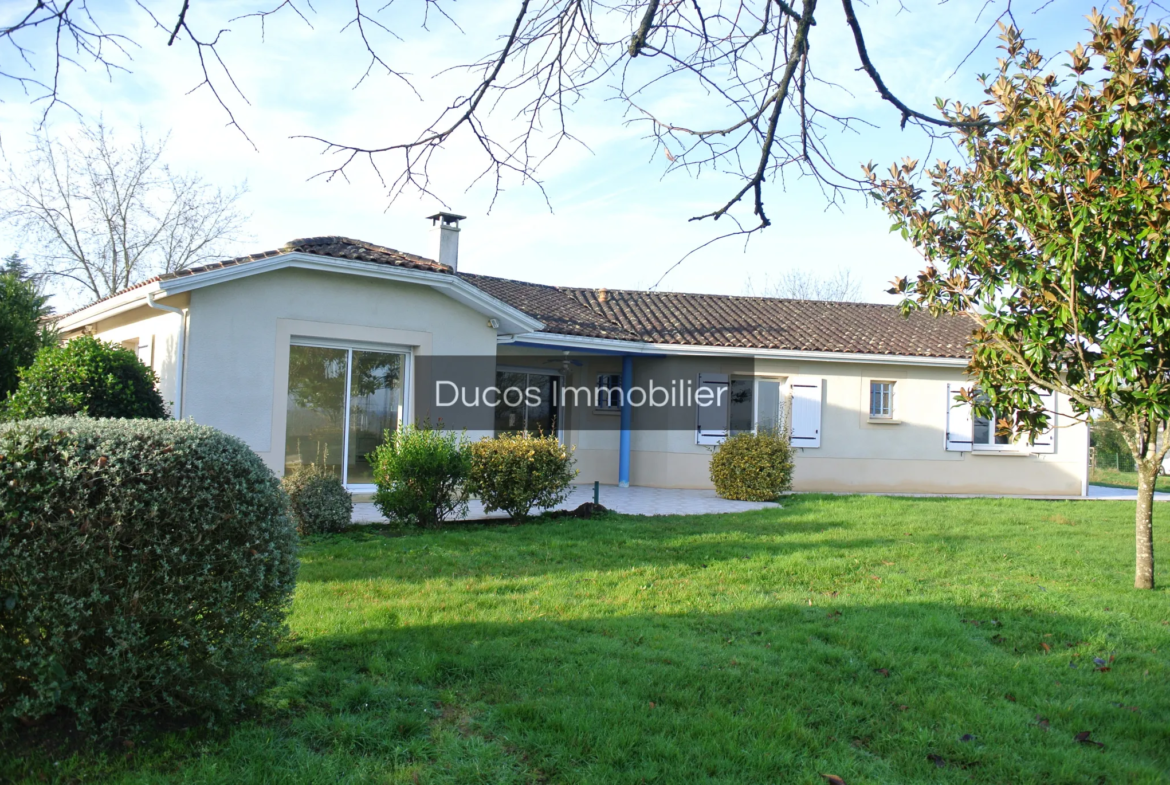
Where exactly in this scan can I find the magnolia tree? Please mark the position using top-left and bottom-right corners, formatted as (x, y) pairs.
(867, 3), (1170, 589)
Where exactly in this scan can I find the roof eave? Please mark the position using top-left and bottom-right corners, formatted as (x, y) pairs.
(500, 331), (970, 367)
(57, 281), (167, 332)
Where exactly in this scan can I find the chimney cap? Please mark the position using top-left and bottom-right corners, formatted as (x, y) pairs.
(427, 212), (467, 226)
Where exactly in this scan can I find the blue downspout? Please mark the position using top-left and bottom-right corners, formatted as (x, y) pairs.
(619, 355), (633, 487)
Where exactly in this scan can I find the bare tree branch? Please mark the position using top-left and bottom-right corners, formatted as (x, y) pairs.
(0, 0), (1035, 280)
(0, 120), (251, 301)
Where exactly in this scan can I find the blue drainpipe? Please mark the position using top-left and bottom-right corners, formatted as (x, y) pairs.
(619, 355), (633, 487)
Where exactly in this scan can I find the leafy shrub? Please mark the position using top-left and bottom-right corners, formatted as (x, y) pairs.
(469, 432), (576, 521)
(709, 429), (794, 501)
(0, 417), (298, 733)
(282, 463), (353, 535)
(371, 425), (470, 527)
(6, 335), (167, 420)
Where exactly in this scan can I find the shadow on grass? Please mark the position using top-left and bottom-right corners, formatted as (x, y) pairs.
(5, 496), (1165, 784)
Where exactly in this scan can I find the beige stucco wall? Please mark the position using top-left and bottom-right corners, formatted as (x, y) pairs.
(551, 353), (1088, 497)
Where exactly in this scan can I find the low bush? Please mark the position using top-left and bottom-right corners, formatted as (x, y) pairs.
(469, 432), (576, 521)
(282, 463), (353, 535)
(371, 425), (471, 527)
(6, 335), (168, 420)
(0, 417), (298, 734)
(709, 429), (794, 501)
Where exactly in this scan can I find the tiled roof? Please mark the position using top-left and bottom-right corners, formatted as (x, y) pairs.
(460, 276), (974, 359)
(67, 236), (972, 358)
(458, 274), (642, 342)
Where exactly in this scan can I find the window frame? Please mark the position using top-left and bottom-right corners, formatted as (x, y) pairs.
(287, 337), (412, 491)
(595, 372), (623, 413)
(868, 380), (895, 420)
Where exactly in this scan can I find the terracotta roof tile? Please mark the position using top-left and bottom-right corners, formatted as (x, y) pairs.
(458, 273), (642, 341)
(461, 276), (973, 359)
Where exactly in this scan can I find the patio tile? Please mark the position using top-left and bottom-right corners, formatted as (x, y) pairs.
(351, 484), (778, 523)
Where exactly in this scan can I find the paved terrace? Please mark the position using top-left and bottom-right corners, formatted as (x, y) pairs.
(352, 484), (779, 523)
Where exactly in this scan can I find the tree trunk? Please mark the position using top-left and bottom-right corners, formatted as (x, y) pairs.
(1135, 460), (1157, 590)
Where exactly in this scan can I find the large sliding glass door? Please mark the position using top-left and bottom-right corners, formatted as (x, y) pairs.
(285, 342), (407, 488)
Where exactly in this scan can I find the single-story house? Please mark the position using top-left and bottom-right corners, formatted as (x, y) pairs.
(58, 213), (1089, 497)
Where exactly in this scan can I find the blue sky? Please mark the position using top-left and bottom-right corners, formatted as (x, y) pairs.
(0, 0), (1095, 310)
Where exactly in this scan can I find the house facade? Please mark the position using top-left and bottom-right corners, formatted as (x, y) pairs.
(57, 216), (1090, 498)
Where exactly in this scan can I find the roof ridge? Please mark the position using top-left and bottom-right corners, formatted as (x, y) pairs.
(283, 236), (441, 266)
(556, 283), (898, 309)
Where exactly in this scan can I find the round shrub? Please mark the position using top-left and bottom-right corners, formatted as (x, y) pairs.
(709, 430), (795, 501)
(0, 417), (298, 733)
(371, 425), (470, 528)
(6, 335), (168, 420)
(469, 432), (576, 521)
(282, 463), (353, 535)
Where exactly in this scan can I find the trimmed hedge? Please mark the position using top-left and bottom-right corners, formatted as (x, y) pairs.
(709, 430), (794, 501)
(282, 463), (353, 535)
(0, 418), (298, 733)
(371, 425), (471, 528)
(6, 335), (168, 421)
(469, 432), (576, 520)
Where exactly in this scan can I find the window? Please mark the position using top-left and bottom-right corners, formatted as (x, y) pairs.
(494, 370), (561, 436)
(596, 373), (623, 411)
(869, 381), (894, 419)
(945, 386), (1056, 454)
(284, 343), (406, 488)
(972, 401), (1014, 449)
(729, 378), (785, 436)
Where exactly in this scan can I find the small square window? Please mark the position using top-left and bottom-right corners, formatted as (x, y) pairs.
(869, 381), (894, 419)
(596, 373), (623, 410)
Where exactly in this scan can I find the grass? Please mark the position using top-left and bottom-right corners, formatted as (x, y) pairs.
(1089, 466), (1170, 493)
(4, 495), (1169, 784)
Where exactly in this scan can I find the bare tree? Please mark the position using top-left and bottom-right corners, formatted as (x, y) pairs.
(0, 1), (1017, 243)
(1, 120), (249, 301)
(745, 268), (862, 301)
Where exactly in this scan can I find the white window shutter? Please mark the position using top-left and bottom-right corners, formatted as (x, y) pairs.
(696, 373), (729, 445)
(789, 377), (822, 448)
(945, 383), (974, 452)
(1028, 389), (1057, 453)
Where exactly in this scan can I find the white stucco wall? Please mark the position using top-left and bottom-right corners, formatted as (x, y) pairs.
(559, 353), (1089, 497)
(79, 275), (1088, 497)
(180, 267), (499, 474)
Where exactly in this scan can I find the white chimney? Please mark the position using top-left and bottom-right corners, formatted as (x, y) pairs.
(427, 212), (466, 271)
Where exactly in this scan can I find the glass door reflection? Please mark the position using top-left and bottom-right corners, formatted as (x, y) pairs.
(285, 343), (406, 488)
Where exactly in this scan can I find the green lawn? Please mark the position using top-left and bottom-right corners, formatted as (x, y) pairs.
(6, 495), (1170, 784)
(1090, 466), (1170, 493)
